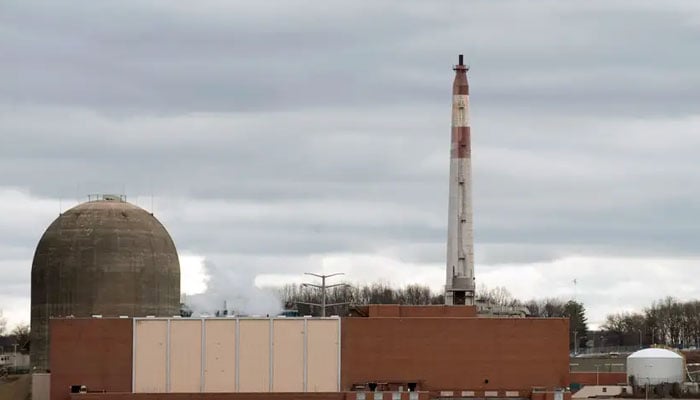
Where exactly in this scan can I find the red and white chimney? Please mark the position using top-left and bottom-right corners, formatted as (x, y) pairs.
(445, 54), (475, 305)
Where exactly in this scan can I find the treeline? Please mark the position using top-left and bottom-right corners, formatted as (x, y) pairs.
(278, 282), (443, 316)
(279, 282), (534, 313)
(278, 282), (587, 350)
(603, 297), (700, 348)
(279, 282), (539, 311)
(0, 310), (30, 353)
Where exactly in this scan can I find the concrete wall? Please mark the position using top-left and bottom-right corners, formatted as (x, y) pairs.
(32, 373), (51, 400)
(133, 318), (340, 393)
(341, 317), (569, 394)
(569, 372), (627, 386)
(50, 318), (132, 400)
(31, 199), (180, 371)
(569, 356), (626, 372)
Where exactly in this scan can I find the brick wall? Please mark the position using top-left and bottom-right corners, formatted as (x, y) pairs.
(50, 315), (569, 400)
(69, 393), (431, 400)
(366, 305), (477, 318)
(341, 317), (569, 394)
(50, 318), (133, 400)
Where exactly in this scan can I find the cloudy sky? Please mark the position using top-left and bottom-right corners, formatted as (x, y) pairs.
(2, 0), (700, 329)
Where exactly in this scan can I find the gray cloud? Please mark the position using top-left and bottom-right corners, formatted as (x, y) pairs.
(1, 1), (700, 327)
(2, 1), (700, 115)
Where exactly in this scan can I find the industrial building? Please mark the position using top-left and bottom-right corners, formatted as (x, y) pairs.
(46, 309), (569, 400)
(30, 194), (181, 371)
(31, 56), (573, 400)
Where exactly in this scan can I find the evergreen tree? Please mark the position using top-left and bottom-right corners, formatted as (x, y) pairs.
(563, 300), (588, 351)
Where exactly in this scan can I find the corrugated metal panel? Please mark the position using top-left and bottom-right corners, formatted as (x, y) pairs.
(169, 320), (202, 392)
(132, 317), (340, 393)
(203, 319), (236, 392)
(133, 320), (167, 392)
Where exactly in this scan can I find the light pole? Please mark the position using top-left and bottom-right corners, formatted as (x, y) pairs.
(639, 329), (643, 349)
(644, 365), (652, 400)
(645, 377), (651, 400)
(12, 344), (18, 369)
(573, 331), (578, 355)
(299, 272), (350, 317)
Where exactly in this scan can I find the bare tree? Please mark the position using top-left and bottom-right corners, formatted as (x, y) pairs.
(11, 324), (30, 353)
(477, 284), (520, 307)
(398, 284), (433, 305)
(279, 282), (446, 316)
(0, 309), (6, 336)
(603, 297), (700, 347)
(524, 298), (566, 317)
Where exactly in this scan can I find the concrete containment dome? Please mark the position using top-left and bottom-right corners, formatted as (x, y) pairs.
(30, 195), (180, 371)
(627, 348), (684, 385)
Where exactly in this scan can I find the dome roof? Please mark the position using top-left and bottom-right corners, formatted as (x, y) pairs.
(628, 348), (683, 359)
(30, 196), (181, 371)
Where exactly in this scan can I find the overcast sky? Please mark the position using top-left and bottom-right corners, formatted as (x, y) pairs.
(2, 0), (700, 329)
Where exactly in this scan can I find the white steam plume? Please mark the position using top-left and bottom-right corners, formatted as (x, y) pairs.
(184, 259), (283, 317)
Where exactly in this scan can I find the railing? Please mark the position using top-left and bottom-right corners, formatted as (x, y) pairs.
(574, 345), (643, 356)
(87, 194), (127, 202)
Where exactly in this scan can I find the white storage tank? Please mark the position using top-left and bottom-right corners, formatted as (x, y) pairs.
(627, 348), (685, 385)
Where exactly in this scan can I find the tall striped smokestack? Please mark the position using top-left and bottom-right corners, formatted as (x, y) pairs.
(445, 54), (475, 305)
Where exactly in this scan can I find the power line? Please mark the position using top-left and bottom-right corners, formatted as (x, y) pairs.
(297, 272), (350, 317)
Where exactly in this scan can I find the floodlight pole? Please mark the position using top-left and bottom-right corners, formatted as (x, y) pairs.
(302, 272), (349, 317)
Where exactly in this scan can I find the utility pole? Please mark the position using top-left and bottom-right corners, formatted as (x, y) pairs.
(298, 272), (350, 317)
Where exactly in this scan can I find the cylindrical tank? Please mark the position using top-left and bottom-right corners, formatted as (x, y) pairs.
(627, 348), (685, 385)
(30, 195), (181, 371)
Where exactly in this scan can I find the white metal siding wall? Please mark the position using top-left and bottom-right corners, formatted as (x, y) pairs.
(238, 319), (270, 392)
(133, 320), (167, 392)
(307, 319), (340, 392)
(204, 320), (236, 392)
(132, 317), (340, 393)
(169, 320), (202, 392)
(272, 319), (305, 392)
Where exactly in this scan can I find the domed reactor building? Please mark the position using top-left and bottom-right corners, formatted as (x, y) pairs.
(30, 194), (180, 371)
